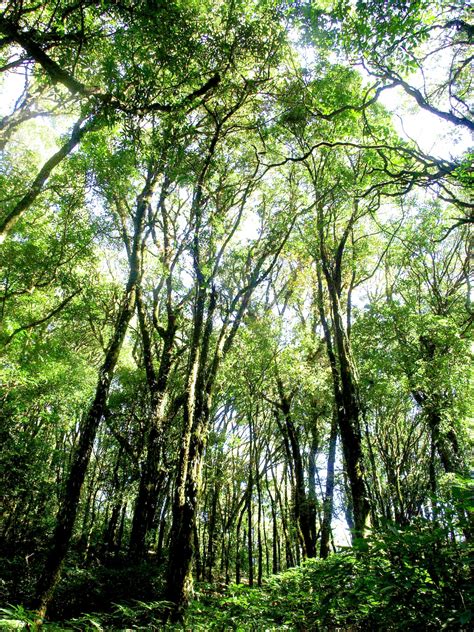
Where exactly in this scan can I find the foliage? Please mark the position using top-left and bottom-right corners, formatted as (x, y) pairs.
(3, 514), (468, 630)
(186, 517), (472, 631)
(0, 0), (471, 628)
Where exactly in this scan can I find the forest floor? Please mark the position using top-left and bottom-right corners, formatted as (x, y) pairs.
(1, 527), (472, 631)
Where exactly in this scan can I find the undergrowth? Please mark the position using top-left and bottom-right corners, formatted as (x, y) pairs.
(1, 519), (471, 631)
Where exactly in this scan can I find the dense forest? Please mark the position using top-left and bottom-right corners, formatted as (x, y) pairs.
(0, 0), (472, 630)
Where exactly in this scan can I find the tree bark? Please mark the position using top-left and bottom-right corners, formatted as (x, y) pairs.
(34, 169), (157, 620)
(320, 412), (338, 558)
(316, 257), (370, 540)
(235, 498), (247, 584)
(276, 378), (317, 558)
(206, 485), (219, 581)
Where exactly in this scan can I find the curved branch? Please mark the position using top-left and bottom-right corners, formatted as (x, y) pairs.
(0, 16), (221, 115)
(2, 289), (81, 346)
(386, 74), (474, 131)
(0, 114), (98, 241)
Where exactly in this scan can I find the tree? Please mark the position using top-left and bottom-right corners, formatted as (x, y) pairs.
(34, 158), (159, 619)
(354, 201), (471, 505)
(0, 1), (471, 628)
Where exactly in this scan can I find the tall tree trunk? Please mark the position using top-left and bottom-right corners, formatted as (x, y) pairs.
(193, 525), (202, 582)
(207, 485), (219, 581)
(329, 288), (370, 539)
(276, 378), (316, 558)
(271, 463), (294, 569)
(103, 446), (125, 554)
(165, 403), (212, 616)
(104, 497), (124, 554)
(248, 415), (254, 587)
(164, 155), (213, 611)
(262, 506), (269, 578)
(155, 492), (170, 563)
(271, 499), (279, 573)
(34, 170), (157, 620)
(78, 455), (100, 556)
(165, 274), (256, 613)
(34, 293), (135, 618)
(235, 499), (247, 584)
(247, 489), (254, 587)
(115, 503), (127, 555)
(256, 465), (263, 587)
(165, 282), (214, 616)
(129, 276), (176, 557)
(165, 284), (219, 614)
(320, 412), (338, 559)
(129, 177), (177, 557)
(164, 120), (281, 613)
(316, 264), (370, 540)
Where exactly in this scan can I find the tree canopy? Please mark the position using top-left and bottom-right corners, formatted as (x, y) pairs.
(0, 0), (472, 629)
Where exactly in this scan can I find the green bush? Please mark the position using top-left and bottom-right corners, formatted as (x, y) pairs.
(183, 518), (472, 631)
(49, 560), (166, 620)
(3, 517), (471, 631)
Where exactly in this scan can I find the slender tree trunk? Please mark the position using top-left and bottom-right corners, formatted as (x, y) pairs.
(193, 525), (202, 582)
(129, 455), (167, 558)
(262, 507), (269, 578)
(316, 265), (370, 540)
(247, 490), (253, 587)
(116, 503), (127, 555)
(271, 464), (294, 569)
(256, 467), (263, 587)
(166, 404), (212, 614)
(156, 492), (170, 562)
(343, 472), (355, 534)
(34, 301), (133, 618)
(265, 470), (280, 575)
(105, 498), (123, 554)
(207, 486), (219, 581)
(129, 283), (176, 558)
(283, 470), (297, 567)
(235, 500), (246, 584)
(272, 508), (279, 573)
(320, 412), (337, 559)
(276, 379), (316, 558)
(165, 282), (217, 614)
(330, 291), (370, 539)
(34, 170), (157, 620)
(79, 456), (99, 555)
(165, 275), (254, 612)
(364, 418), (391, 526)
(103, 446), (125, 554)
(164, 132), (278, 614)
(165, 235), (212, 618)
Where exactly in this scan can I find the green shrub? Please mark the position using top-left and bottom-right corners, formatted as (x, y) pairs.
(182, 517), (472, 631)
(49, 560), (166, 620)
(3, 516), (471, 631)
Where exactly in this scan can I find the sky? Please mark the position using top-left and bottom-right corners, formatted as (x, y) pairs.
(377, 84), (472, 160)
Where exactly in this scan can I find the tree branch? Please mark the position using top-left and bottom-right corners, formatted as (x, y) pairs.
(2, 289), (81, 346)
(0, 114), (98, 242)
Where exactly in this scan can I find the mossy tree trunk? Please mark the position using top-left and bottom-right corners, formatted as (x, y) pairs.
(34, 168), (158, 620)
